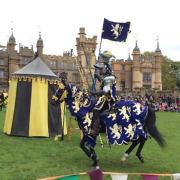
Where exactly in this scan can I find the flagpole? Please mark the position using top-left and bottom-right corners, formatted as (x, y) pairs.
(97, 18), (105, 62)
(81, 44), (96, 91)
(61, 102), (66, 141)
(97, 36), (103, 62)
(92, 19), (104, 91)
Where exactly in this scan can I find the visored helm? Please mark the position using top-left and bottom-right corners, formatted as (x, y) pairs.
(99, 51), (115, 64)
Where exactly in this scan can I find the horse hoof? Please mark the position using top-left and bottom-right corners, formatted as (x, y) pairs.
(136, 154), (144, 163)
(95, 166), (100, 169)
(121, 153), (129, 162)
(92, 160), (99, 167)
(92, 163), (98, 167)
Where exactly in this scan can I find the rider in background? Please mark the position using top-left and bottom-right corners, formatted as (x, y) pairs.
(0, 90), (8, 111)
(145, 93), (156, 109)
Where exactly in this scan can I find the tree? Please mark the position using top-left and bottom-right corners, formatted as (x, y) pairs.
(161, 56), (176, 90)
(170, 61), (180, 89)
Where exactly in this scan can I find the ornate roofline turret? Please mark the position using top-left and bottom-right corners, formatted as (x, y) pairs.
(132, 40), (141, 61)
(36, 32), (43, 47)
(36, 31), (43, 58)
(8, 28), (16, 45)
(133, 40), (140, 52)
(155, 36), (161, 53)
(127, 49), (132, 60)
(78, 27), (86, 36)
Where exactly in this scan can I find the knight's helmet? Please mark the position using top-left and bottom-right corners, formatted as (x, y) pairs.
(101, 51), (115, 75)
(100, 51), (115, 63)
(94, 51), (115, 78)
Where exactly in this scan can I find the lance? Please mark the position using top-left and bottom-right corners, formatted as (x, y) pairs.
(80, 43), (97, 92)
(80, 44), (104, 148)
(75, 56), (90, 90)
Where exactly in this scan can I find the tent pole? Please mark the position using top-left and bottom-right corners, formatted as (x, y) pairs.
(61, 102), (67, 140)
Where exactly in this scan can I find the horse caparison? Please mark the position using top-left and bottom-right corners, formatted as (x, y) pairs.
(52, 82), (166, 167)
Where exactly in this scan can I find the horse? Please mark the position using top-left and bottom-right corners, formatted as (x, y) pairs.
(52, 82), (166, 167)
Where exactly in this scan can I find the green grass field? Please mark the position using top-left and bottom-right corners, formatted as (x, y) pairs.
(0, 110), (180, 180)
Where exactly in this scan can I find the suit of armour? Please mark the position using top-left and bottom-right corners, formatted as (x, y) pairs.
(90, 64), (117, 137)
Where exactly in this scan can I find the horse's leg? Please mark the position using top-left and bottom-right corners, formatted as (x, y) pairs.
(89, 146), (98, 167)
(121, 139), (140, 162)
(80, 135), (98, 167)
(135, 136), (147, 163)
(145, 107), (166, 148)
(80, 108), (103, 167)
(90, 109), (101, 136)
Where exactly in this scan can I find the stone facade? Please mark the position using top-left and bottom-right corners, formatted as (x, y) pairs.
(0, 28), (97, 92)
(111, 41), (162, 94)
(0, 28), (162, 93)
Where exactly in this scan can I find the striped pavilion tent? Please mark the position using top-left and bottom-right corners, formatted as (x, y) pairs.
(4, 57), (67, 137)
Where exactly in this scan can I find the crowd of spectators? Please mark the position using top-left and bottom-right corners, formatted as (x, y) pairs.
(1, 90), (180, 113)
(119, 94), (180, 112)
(155, 94), (180, 112)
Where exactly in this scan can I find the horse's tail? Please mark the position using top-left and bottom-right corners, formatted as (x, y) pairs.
(145, 107), (166, 148)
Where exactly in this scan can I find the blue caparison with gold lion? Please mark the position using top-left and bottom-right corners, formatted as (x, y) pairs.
(52, 82), (166, 167)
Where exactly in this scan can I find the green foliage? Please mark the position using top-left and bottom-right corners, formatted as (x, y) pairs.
(0, 111), (180, 180)
(141, 51), (155, 60)
(170, 61), (180, 89)
(161, 56), (177, 90)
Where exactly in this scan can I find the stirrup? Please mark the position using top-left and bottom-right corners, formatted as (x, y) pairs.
(121, 153), (129, 162)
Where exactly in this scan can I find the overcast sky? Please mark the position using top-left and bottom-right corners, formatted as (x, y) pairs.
(0, 0), (179, 61)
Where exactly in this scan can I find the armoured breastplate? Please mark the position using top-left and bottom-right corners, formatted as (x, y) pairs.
(102, 75), (115, 93)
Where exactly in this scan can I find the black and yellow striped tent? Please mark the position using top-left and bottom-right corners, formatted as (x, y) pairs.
(4, 57), (67, 137)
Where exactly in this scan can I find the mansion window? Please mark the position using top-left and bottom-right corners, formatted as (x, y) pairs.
(20, 58), (31, 65)
(143, 84), (152, 89)
(0, 70), (4, 79)
(120, 81), (125, 91)
(121, 64), (125, 71)
(72, 73), (79, 83)
(143, 72), (152, 83)
(72, 63), (77, 70)
(86, 53), (91, 66)
(50, 61), (56, 68)
(63, 62), (67, 70)
(0, 60), (6, 65)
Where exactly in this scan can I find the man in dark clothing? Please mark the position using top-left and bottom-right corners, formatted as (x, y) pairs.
(0, 92), (4, 111)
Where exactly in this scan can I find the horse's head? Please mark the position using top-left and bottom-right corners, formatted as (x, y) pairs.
(51, 82), (68, 105)
(52, 72), (69, 104)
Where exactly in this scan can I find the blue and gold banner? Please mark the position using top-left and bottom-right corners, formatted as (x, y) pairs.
(102, 18), (131, 42)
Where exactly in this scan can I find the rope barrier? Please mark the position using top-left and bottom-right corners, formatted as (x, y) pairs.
(38, 171), (173, 180)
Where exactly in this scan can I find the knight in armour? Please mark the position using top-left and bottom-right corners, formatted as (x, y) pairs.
(88, 51), (117, 141)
